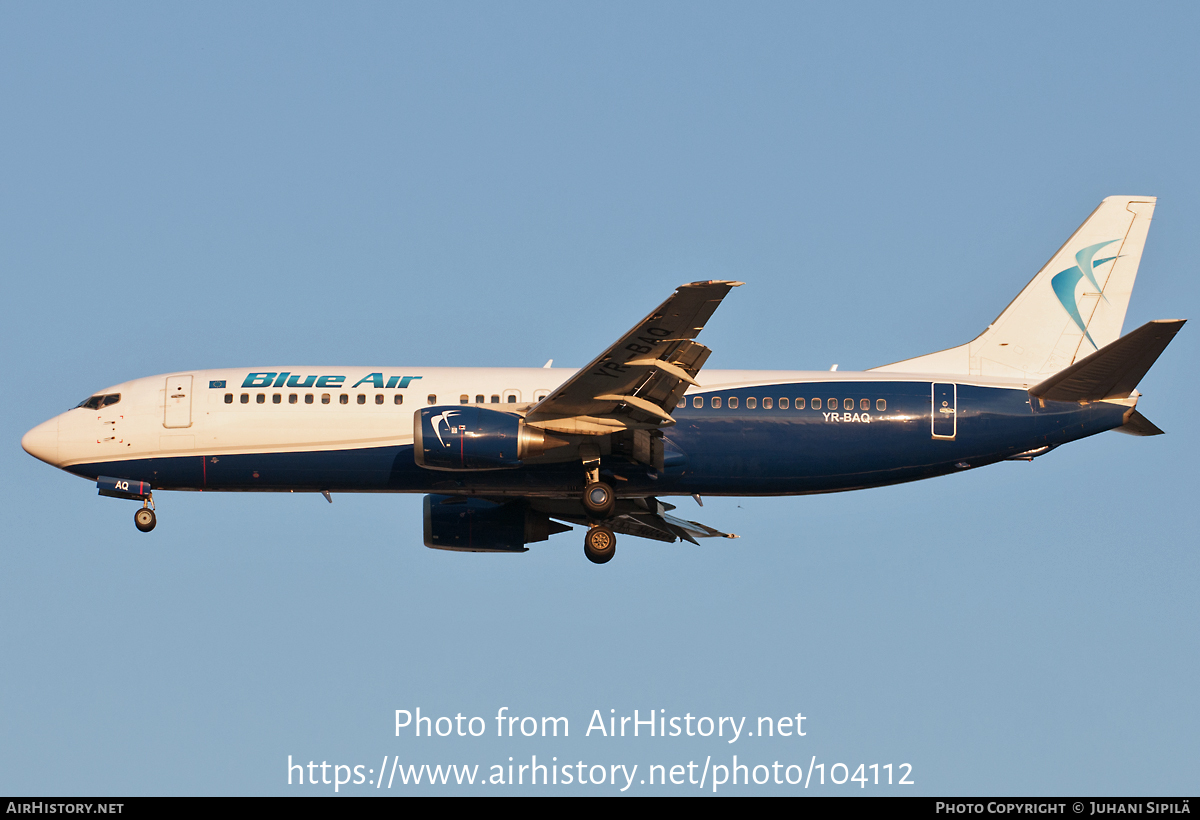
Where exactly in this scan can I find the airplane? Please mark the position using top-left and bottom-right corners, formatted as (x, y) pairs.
(21, 195), (1185, 564)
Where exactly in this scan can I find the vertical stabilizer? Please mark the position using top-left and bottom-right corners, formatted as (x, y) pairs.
(873, 196), (1156, 378)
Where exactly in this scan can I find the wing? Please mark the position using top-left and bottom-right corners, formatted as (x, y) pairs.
(525, 280), (742, 434)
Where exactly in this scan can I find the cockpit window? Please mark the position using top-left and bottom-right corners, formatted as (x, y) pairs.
(77, 393), (120, 410)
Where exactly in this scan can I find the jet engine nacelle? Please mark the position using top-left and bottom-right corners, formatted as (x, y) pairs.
(414, 406), (566, 470)
(423, 495), (570, 552)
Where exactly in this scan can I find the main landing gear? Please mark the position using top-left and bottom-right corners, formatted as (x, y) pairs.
(584, 525), (616, 564)
(582, 480), (615, 518)
(580, 446), (617, 563)
(581, 484), (617, 563)
(581, 484), (617, 564)
(134, 496), (156, 533)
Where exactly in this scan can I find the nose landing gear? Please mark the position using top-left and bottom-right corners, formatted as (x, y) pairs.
(134, 497), (156, 532)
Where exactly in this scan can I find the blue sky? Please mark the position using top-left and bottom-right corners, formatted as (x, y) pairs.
(2, 2), (1197, 795)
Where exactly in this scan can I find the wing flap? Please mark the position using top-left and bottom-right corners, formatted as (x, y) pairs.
(536, 495), (737, 544)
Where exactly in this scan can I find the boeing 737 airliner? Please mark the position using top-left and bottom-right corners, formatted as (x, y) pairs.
(22, 196), (1184, 563)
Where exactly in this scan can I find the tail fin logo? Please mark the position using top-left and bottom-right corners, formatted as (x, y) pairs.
(1050, 239), (1121, 349)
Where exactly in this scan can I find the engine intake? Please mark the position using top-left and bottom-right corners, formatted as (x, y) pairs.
(414, 406), (567, 470)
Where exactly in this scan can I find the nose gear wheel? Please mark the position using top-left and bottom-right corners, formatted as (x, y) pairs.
(134, 507), (157, 533)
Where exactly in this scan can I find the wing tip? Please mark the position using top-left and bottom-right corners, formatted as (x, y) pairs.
(683, 279), (744, 288)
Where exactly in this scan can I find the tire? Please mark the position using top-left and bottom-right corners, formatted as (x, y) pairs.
(134, 508), (157, 533)
(581, 481), (616, 519)
(584, 526), (617, 564)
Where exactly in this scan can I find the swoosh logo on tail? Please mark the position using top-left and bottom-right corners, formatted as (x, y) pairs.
(1050, 239), (1121, 349)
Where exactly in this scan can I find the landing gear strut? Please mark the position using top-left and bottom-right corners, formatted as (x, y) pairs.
(584, 525), (616, 564)
(580, 445), (616, 519)
(579, 445), (616, 562)
(134, 496), (156, 533)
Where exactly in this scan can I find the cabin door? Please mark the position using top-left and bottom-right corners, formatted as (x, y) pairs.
(164, 375), (194, 428)
(931, 382), (957, 439)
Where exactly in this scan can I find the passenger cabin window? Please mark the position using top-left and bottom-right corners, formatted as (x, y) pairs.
(876, 399), (886, 411)
(728, 397), (738, 409)
(746, 397), (757, 409)
(394, 395), (403, 405)
(257, 393), (265, 404)
(811, 398), (821, 409)
(340, 394), (349, 405)
(711, 397), (721, 408)
(535, 392), (548, 401)
(273, 394), (281, 404)
(507, 395), (517, 403)
(844, 398), (853, 411)
(860, 398), (870, 411)
(305, 394), (314, 404)
(241, 394), (249, 404)
(460, 395), (469, 405)
(795, 398), (804, 409)
(321, 394), (330, 404)
(375, 394), (384, 405)
(356, 394), (365, 405)
(224, 394), (233, 404)
(778, 398), (788, 409)
(677, 398), (686, 408)
(427, 395), (437, 405)
(289, 394), (297, 404)
(476, 395), (485, 404)
(762, 397), (772, 409)
(490, 395), (500, 404)
(828, 397), (837, 409)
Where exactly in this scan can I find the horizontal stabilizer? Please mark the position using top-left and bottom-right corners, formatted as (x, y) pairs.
(1114, 408), (1164, 437)
(1030, 319), (1185, 402)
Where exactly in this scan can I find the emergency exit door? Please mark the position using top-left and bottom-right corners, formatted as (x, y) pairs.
(164, 375), (193, 428)
(931, 382), (956, 439)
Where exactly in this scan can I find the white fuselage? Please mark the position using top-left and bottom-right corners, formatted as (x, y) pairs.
(25, 366), (1038, 474)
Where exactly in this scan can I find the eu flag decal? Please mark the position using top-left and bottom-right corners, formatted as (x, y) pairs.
(209, 380), (226, 388)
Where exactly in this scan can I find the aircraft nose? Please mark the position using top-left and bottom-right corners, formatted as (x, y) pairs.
(21, 417), (60, 466)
